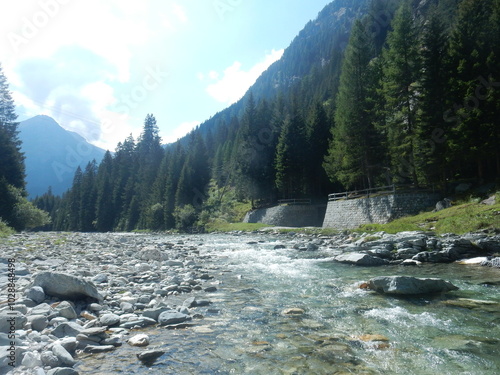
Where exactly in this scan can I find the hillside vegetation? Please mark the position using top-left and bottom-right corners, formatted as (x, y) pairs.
(22, 0), (500, 233)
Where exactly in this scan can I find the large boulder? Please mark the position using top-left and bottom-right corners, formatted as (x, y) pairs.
(335, 253), (389, 266)
(368, 276), (458, 295)
(158, 311), (191, 326)
(32, 272), (103, 302)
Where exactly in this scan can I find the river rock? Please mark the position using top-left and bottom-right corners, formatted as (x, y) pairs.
(158, 311), (191, 326)
(32, 272), (103, 302)
(481, 257), (500, 268)
(28, 314), (48, 332)
(282, 308), (305, 316)
(52, 343), (76, 366)
(368, 276), (458, 295)
(99, 313), (121, 326)
(41, 350), (60, 367)
(128, 334), (150, 347)
(51, 322), (84, 338)
(0, 311), (26, 333)
(335, 253), (389, 266)
(25, 286), (46, 304)
(47, 368), (79, 375)
(137, 349), (166, 363)
(83, 345), (116, 353)
(21, 351), (43, 368)
(55, 301), (78, 320)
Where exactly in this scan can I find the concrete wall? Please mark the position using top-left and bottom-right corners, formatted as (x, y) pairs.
(243, 204), (327, 227)
(322, 193), (441, 229)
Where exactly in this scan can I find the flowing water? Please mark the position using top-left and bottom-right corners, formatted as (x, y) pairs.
(76, 233), (500, 375)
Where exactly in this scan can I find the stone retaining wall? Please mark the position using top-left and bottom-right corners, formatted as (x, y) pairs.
(322, 193), (441, 229)
(243, 204), (327, 227)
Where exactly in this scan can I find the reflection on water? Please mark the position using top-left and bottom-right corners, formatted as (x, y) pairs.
(76, 234), (500, 374)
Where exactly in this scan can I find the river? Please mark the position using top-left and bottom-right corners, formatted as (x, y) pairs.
(71, 232), (500, 375)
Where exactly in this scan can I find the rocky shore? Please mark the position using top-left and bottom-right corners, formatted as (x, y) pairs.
(0, 229), (499, 374)
(0, 232), (222, 375)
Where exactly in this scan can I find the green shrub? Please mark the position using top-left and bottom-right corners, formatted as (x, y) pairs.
(0, 219), (14, 237)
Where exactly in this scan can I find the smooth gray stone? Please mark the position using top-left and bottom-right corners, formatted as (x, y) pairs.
(41, 350), (61, 367)
(28, 314), (48, 332)
(25, 286), (46, 304)
(335, 253), (388, 266)
(137, 349), (166, 363)
(52, 343), (76, 366)
(368, 276), (459, 295)
(0, 311), (27, 334)
(83, 345), (116, 353)
(99, 313), (120, 326)
(51, 322), (83, 338)
(32, 272), (103, 302)
(158, 311), (191, 326)
(47, 368), (79, 375)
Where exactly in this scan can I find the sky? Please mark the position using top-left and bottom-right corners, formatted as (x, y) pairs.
(0, 0), (333, 151)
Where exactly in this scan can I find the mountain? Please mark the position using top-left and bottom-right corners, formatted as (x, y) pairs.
(19, 115), (106, 198)
(36, 0), (499, 232)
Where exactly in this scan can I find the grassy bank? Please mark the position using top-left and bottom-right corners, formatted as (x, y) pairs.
(213, 196), (499, 237)
(358, 198), (500, 235)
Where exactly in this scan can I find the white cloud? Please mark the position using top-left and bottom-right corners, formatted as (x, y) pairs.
(163, 120), (200, 144)
(206, 49), (284, 104)
(172, 3), (188, 23)
(208, 70), (219, 80)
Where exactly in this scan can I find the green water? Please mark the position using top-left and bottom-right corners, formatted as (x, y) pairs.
(76, 234), (500, 374)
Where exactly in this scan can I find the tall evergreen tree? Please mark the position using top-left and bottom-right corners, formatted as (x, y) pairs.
(305, 102), (332, 198)
(416, 6), (450, 187)
(95, 151), (114, 232)
(448, 0), (493, 180)
(324, 19), (383, 190)
(382, 1), (421, 185)
(0, 64), (25, 228)
(275, 101), (306, 198)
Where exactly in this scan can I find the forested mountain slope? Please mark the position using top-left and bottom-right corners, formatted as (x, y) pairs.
(35, 0), (499, 232)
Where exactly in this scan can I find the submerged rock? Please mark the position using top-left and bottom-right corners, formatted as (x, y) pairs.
(367, 276), (458, 295)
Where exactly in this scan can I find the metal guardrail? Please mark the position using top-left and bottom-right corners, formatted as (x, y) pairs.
(278, 199), (312, 205)
(328, 185), (396, 201)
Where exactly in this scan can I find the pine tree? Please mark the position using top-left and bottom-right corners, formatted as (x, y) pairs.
(382, 1), (421, 185)
(416, 7), (450, 187)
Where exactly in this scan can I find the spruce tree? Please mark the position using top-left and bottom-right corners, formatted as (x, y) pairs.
(324, 19), (383, 190)
(0, 64), (25, 228)
(95, 151), (114, 231)
(274, 102), (306, 198)
(448, 0), (493, 179)
(416, 7), (450, 187)
(382, 1), (421, 185)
